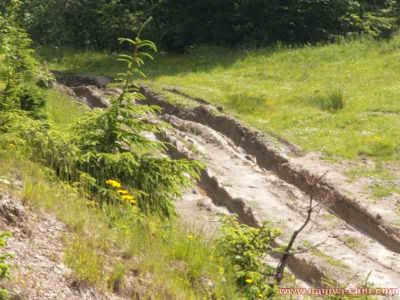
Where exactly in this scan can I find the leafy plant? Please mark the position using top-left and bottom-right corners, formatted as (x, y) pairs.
(0, 0), (52, 118)
(0, 232), (12, 300)
(8, 0), (400, 52)
(71, 23), (202, 217)
(218, 216), (281, 299)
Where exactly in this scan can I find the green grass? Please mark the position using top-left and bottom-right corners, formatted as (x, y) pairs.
(308, 87), (345, 112)
(41, 35), (400, 160)
(313, 249), (350, 270)
(345, 162), (395, 182)
(343, 236), (362, 250)
(38, 47), (122, 76)
(45, 89), (87, 129)
(302, 241), (350, 270)
(370, 184), (400, 199)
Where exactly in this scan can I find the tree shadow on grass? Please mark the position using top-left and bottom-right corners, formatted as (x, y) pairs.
(38, 45), (279, 79)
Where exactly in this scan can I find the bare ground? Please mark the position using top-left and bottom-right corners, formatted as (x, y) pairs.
(0, 192), (122, 300)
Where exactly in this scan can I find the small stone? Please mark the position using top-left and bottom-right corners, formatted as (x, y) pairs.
(72, 85), (110, 109)
(0, 178), (11, 186)
(0, 195), (25, 223)
(200, 276), (215, 291)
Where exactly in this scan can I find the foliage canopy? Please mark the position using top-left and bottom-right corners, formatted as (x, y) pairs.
(2, 0), (398, 51)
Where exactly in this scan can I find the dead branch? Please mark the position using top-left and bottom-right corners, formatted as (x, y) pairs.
(274, 171), (328, 285)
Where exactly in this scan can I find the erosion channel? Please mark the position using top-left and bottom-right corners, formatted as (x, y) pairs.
(55, 74), (400, 289)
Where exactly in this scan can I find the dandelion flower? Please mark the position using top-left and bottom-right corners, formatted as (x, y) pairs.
(245, 279), (253, 284)
(121, 195), (135, 202)
(117, 189), (129, 195)
(121, 195), (136, 205)
(208, 256), (214, 261)
(106, 179), (121, 188)
(187, 235), (194, 240)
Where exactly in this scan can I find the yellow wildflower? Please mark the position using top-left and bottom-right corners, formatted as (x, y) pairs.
(121, 195), (136, 204)
(245, 279), (253, 284)
(121, 195), (134, 201)
(187, 235), (194, 240)
(208, 256), (214, 261)
(117, 189), (129, 195)
(106, 179), (121, 189)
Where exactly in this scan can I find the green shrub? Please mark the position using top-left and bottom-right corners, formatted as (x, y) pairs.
(217, 216), (281, 299)
(26, 31), (203, 218)
(16, 0), (400, 51)
(0, 0), (50, 118)
(0, 75), (47, 120)
(14, 84), (46, 118)
(0, 232), (12, 300)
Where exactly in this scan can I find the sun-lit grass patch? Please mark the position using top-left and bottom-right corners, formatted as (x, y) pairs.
(38, 47), (122, 76)
(370, 184), (400, 199)
(40, 36), (400, 160)
(346, 162), (395, 182)
(45, 89), (87, 128)
(303, 241), (350, 270)
(343, 236), (362, 250)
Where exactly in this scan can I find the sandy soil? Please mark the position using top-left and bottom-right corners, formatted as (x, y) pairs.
(0, 193), (122, 300)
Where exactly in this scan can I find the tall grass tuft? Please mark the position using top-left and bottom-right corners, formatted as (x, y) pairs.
(310, 88), (345, 112)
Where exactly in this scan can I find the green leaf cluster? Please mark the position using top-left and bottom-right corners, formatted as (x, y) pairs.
(12, 0), (400, 51)
(0, 0), (53, 118)
(0, 232), (12, 300)
(218, 216), (281, 299)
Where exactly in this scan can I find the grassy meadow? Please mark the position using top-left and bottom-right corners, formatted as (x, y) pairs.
(41, 35), (400, 161)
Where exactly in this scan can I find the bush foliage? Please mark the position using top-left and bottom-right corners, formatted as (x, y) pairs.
(218, 216), (281, 299)
(0, 232), (12, 300)
(3, 0), (399, 51)
(0, 0), (51, 118)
